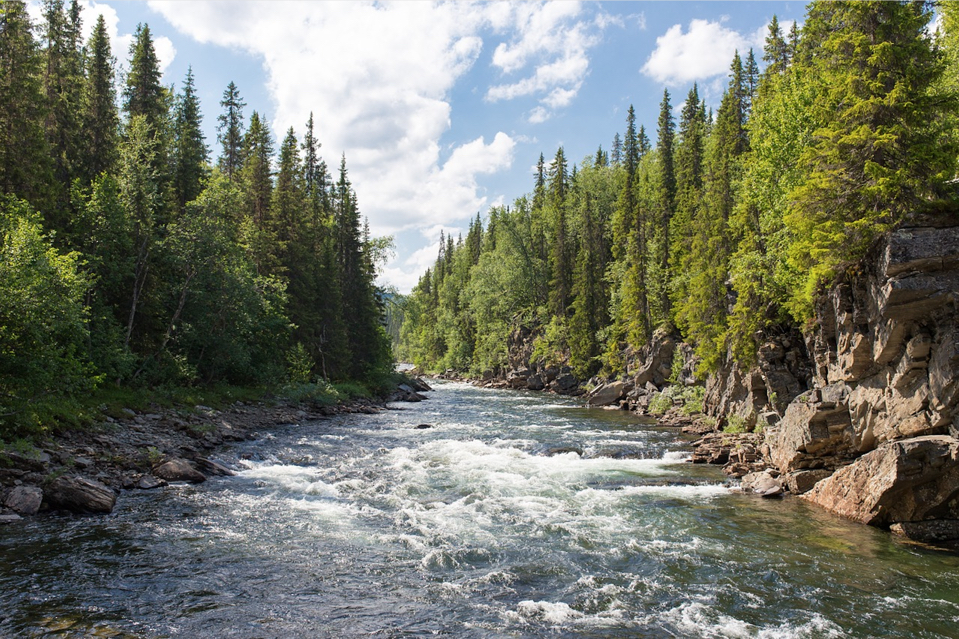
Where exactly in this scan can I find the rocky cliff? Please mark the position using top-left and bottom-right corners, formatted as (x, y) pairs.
(762, 216), (959, 542)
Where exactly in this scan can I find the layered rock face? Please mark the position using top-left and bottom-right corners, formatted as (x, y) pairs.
(763, 218), (959, 540)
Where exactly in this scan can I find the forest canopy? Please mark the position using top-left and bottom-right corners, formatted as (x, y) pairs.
(397, 0), (959, 379)
(0, 0), (393, 437)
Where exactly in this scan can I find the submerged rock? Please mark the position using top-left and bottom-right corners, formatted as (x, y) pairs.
(44, 476), (117, 514)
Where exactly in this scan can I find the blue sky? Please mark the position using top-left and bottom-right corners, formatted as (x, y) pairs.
(33, 1), (807, 293)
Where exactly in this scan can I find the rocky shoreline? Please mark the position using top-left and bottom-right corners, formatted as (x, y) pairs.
(0, 379), (432, 522)
(432, 214), (959, 548)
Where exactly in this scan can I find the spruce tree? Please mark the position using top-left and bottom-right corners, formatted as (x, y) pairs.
(123, 24), (166, 131)
(548, 146), (571, 319)
(41, 0), (84, 216)
(655, 88), (676, 325)
(79, 14), (119, 185)
(172, 67), (208, 212)
(217, 81), (245, 181)
(0, 0), (53, 209)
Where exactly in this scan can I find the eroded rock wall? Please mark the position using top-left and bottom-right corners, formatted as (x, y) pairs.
(762, 218), (959, 540)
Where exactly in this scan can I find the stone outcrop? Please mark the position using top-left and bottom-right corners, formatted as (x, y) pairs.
(762, 218), (959, 540)
(704, 329), (811, 431)
(801, 436), (959, 527)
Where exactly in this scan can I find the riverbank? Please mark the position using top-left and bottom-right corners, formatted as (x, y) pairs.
(0, 377), (432, 521)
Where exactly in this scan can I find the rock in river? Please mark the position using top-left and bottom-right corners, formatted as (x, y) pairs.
(4, 485), (43, 515)
(44, 476), (117, 514)
(153, 458), (207, 484)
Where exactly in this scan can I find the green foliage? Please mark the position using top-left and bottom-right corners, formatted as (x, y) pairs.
(725, 414), (748, 433)
(286, 343), (313, 385)
(648, 384), (705, 416)
(0, 196), (93, 437)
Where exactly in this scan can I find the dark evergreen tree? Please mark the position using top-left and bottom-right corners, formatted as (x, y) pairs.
(172, 67), (208, 212)
(0, 0), (53, 209)
(655, 88), (676, 324)
(217, 81), (245, 181)
(547, 146), (570, 319)
(79, 14), (118, 185)
(41, 0), (84, 217)
(123, 24), (166, 131)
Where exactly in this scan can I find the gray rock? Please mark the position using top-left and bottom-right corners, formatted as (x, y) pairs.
(0, 513), (22, 524)
(414, 423), (433, 430)
(741, 471), (784, 498)
(137, 475), (167, 490)
(153, 458), (206, 484)
(4, 485), (43, 515)
(526, 373), (545, 391)
(44, 476), (117, 514)
(890, 519), (959, 543)
(587, 381), (626, 407)
(196, 457), (236, 476)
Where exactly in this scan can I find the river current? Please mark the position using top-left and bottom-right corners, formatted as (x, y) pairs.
(1, 380), (958, 637)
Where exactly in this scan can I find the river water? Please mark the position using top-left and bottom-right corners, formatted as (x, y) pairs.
(2, 381), (958, 638)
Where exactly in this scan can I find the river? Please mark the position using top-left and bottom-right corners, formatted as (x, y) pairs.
(1, 380), (958, 637)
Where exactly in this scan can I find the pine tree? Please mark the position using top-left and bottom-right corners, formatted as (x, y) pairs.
(239, 111), (275, 272)
(611, 132), (622, 165)
(217, 81), (245, 181)
(670, 83), (707, 297)
(172, 67), (208, 212)
(548, 146), (571, 319)
(79, 13), (119, 184)
(763, 15), (790, 76)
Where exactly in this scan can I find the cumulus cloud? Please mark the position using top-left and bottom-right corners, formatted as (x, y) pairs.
(148, 1), (508, 237)
(485, 2), (613, 123)
(642, 18), (763, 86)
(29, 1), (177, 75)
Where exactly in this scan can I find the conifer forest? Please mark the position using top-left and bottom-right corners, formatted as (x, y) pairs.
(397, 2), (959, 381)
(0, 0), (393, 438)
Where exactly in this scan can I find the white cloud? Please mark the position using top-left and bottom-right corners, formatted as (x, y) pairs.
(485, 2), (613, 122)
(148, 1), (506, 236)
(64, 2), (177, 75)
(642, 18), (763, 86)
(147, 1), (525, 292)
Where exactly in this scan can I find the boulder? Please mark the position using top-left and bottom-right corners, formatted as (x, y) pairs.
(0, 513), (22, 524)
(550, 373), (578, 394)
(801, 435), (959, 526)
(587, 381), (626, 407)
(44, 476), (117, 514)
(526, 373), (545, 391)
(740, 471), (784, 498)
(153, 458), (206, 484)
(4, 485), (43, 515)
(196, 457), (236, 476)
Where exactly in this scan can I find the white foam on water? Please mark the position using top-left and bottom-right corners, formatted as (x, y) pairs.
(239, 464), (341, 498)
(515, 600), (584, 624)
(661, 601), (847, 639)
